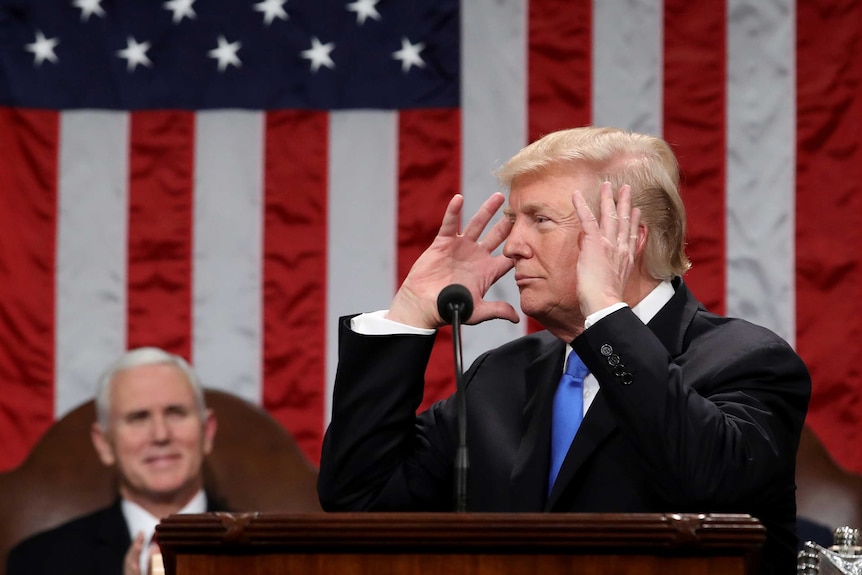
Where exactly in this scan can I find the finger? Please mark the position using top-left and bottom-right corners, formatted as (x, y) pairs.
(615, 185), (633, 247)
(130, 532), (145, 554)
(573, 190), (599, 234)
(437, 194), (465, 238)
(490, 253), (515, 280)
(599, 182), (619, 241)
(478, 214), (513, 252)
(629, 207), (643, 253)
(125, 533), (145, 575)
(461, 192), (506, 241)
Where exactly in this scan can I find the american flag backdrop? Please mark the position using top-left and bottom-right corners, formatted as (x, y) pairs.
(1, 0), (861, 475)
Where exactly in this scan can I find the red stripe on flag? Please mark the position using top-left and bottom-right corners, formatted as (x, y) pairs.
(397, 109), (461, 411)
(126, 111), (195, 360)
(526, 0), (592, 334)
(528, 0), (592, 139)
(663, 0), (727, 315)
(263, 110), (328, 465)
(0, 108), (59, 471)
(795, 1), (862, 473)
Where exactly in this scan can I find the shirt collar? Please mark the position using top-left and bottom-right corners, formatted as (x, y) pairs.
(630, 279), (675, 324)
(122, 489), (207, 543)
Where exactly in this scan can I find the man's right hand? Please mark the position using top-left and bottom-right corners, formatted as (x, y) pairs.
(124, 532), (146, 575)
(386, 193), (519, 329)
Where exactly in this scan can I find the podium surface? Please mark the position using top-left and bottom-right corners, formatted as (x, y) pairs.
(156, 512), (765, 575)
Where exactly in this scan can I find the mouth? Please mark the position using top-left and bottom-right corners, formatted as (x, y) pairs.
(144, 453), (181, 468)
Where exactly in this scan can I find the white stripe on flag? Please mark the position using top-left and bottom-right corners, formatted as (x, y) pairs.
(461, 0), (529, 364)
(726, 0), (796, 344)
(55, 110), (129, 417)
(592, 0), (663, 135)
(193, 110), (264, 402)
(327, 110), (398, 422)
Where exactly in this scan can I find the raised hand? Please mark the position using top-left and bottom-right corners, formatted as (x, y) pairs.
(387, 193), (519, 329)
(572, 182), (642, 317)
(124, 532), (146, 575)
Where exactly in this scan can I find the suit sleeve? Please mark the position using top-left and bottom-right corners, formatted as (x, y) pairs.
(318, 316), (458, 511)
(573, 307), (811, 507)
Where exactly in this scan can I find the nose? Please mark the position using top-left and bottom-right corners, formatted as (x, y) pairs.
(150, 414), (170, 443)
(503, 220), (529, 260)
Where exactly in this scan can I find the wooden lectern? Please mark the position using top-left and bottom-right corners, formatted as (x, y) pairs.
(156, 512), (765, 575)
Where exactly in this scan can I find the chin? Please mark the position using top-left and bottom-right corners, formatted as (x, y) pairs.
(518, 297), (545, 321)
(144, 473), (194, 494)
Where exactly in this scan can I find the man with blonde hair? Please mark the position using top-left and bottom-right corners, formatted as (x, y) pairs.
(8, 347), (220, 575)
(319, 126), (811, 575)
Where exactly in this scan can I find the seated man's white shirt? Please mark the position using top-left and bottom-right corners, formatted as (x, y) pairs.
(123, 490), (207, 574)
(350, 280), (675, 414)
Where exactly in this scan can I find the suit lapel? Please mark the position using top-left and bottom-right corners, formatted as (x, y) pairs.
(545, 392), (617, 508)
(95, 501), (132, 575)
(509, 340), (564, 511)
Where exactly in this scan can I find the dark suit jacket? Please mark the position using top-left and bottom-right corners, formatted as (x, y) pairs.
(319, 278), (811, 575)
(7, 495), (224, 575)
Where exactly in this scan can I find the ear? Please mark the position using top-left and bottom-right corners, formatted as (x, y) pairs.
(634, 224), (649, 255)
(202, 409), (217, 456)
(90, 422), (117, 467)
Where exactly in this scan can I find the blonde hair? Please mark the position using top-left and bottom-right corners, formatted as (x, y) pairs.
(496, 126), (691, 280)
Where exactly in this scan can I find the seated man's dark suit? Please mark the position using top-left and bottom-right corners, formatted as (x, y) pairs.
(319, 278), (811, 575)
(6, 496), (224, 575)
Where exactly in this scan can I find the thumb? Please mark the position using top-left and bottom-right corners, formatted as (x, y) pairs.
(471, 301), (520, 325)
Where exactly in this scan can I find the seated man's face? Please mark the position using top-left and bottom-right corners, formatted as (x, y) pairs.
(92, 363), (216, 508)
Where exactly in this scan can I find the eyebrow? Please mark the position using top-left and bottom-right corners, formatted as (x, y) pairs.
(121, 403), (191, 418)
(123, 409), (151, 421)
(503, 201), (557, 218)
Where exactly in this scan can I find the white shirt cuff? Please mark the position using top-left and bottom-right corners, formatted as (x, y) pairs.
(584, 302), (629, 329)
(351, 310), (436, 336)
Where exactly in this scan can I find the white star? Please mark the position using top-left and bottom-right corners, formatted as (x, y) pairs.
(116, 36), (152, 72)
(253, 0), (288, 26)
(208, 35), (242, 72)
(346, 0), (381, 26)
(72, 0), (105, 22)
(25, 30), (60, 66)
(164, 0), (196, 24)
(392, 37), (425, 73)
(300, 37), (335, 73)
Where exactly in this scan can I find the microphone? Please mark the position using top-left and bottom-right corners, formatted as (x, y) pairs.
(437, 283), (474, 324)
(436, 284), (473, 513)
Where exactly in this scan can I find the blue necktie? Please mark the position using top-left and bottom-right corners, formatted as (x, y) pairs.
(548, 350), (589, 492)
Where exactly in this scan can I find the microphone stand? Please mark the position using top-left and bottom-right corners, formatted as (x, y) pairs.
(437, 283), (473, 513)
(451, 305), (469, 513)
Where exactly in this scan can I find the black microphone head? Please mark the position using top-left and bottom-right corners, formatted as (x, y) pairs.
(437, 284), (474, 324)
